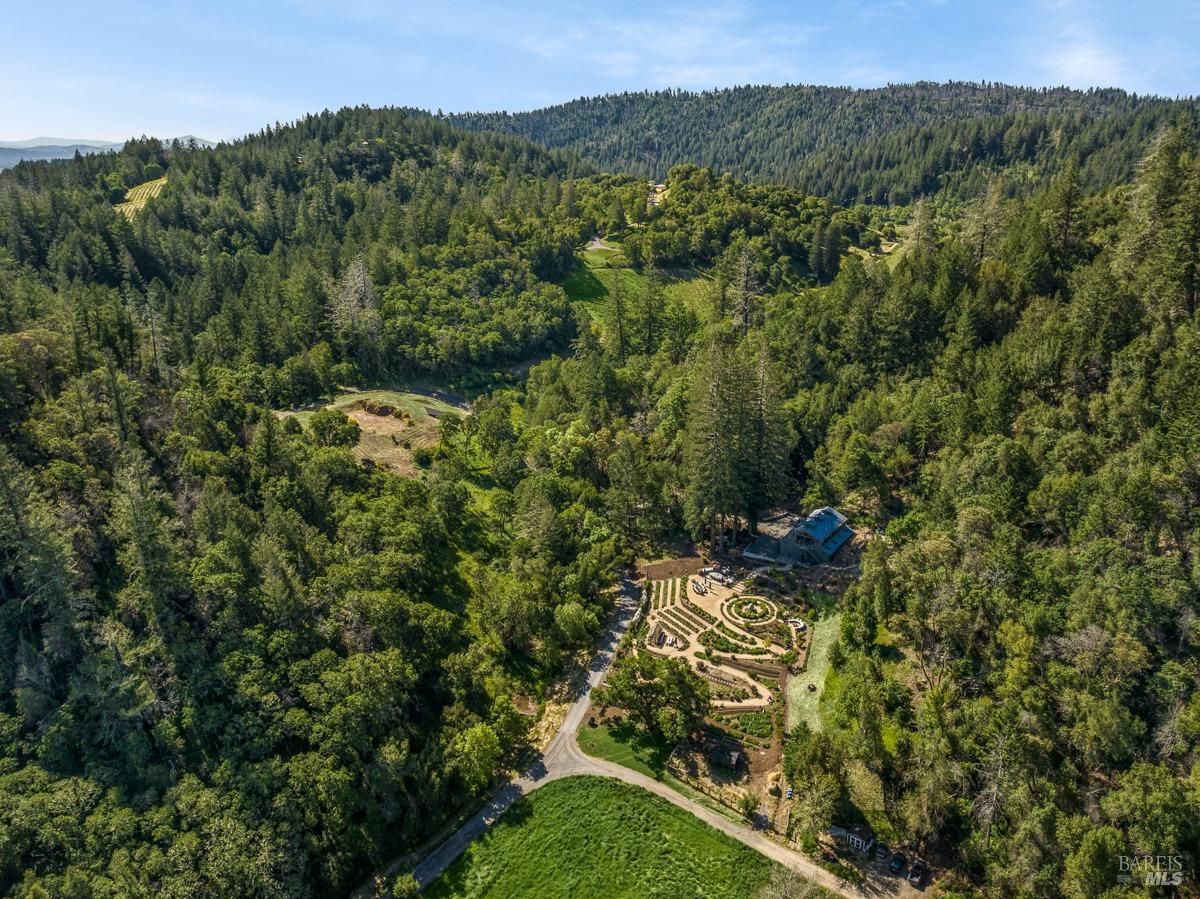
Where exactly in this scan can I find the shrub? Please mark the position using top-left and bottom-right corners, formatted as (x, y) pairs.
(391, 873), (420, 898)
(739, 792), (759, 821)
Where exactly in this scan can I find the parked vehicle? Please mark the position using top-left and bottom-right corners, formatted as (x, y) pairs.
(908, 860), (928, 886)
(889, 853), (906, 875)
(875, 842), (890, 860)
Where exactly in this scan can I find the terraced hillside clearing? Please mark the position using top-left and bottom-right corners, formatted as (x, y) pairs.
(279, 388), (466, 474)
(425, 776), (776, 899)
(115, 176), (167, 218)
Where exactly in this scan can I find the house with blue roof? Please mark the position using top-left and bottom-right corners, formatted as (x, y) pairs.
(743, 507), (855, 565)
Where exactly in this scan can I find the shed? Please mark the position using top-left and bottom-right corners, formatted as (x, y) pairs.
(829, 823), (875, 853)
(708, 746), (743, 770)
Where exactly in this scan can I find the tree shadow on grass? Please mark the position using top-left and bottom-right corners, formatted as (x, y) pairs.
(561, 266), (607, 303)
(608, 719), (673, 777)
(875, 642), (903, 664)
(806, 590), (841, 620)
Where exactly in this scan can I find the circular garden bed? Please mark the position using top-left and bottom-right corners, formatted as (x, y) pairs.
(726, 595), (779, 626)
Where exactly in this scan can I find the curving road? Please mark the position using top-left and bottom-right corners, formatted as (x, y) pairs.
(395, 579), (911, 899)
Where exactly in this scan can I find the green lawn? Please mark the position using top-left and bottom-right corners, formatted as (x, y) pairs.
(785, 607), (841, 733)
(425, 776), (775, 899)
(577, 720), (673, 779)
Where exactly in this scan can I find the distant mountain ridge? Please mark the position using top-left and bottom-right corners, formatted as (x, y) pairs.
(0, 135), (215, 169)
(445, 81), (1200, 202)
(0, 137), (123, 150)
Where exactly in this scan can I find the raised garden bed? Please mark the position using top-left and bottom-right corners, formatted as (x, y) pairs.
(700, 630), (769, 655)
(682, 598), (718, 624)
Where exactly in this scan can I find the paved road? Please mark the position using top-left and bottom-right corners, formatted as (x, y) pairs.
(406, 582), (640, 887)
(395, 579), (913, 899)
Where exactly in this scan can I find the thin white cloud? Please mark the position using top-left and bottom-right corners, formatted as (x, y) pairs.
(1024, 0), (1139, 90)
(294, 0), (821, 93)
(518, 5), (821, 90)
(1042, 38), (1124, 86)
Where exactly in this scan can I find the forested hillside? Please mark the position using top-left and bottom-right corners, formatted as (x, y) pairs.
(520, 133), (1200, 895)
(448, 82), (1198, 203)
(0, 109), (641, 897)
(1, 101), (1198, 899)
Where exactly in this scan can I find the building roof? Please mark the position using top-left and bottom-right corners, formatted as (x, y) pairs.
(744, 507), (854, 564)
(708, 746), (742, 768)
(796, 506), (848, 543)
(829, 823), (875, 848)
(743, 534), (781, 562)
(849, 823), (875, 841)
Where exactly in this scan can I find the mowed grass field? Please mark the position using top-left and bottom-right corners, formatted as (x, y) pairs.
(785, 595), (842, 733)
(115, 177), (167, 219)
(425, 776), (774, 899)
(280, 388), (465, 475)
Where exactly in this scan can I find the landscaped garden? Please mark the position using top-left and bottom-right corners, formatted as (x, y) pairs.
(726, 596), (777, 624)
(713, 709), (775, 742)
(700, 629), (769, 655)
(425, 776), (776, 899)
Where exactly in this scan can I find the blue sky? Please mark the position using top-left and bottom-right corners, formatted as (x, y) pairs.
(3, 0), (1198, 142)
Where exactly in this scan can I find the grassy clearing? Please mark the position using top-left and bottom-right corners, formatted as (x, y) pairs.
(279, 388), (465, 475)
(578, 721), (673, 780)
(882, 223), (909, 271)
(425, 776), (775, 899)
(785, 601), (841, 733)
(324, 387), (462, 418)
(842, 761), (900, 844)
(115, 177), (167, 219)
(561, 241), (712, 328)
(663, 273), (712, 313)
(561, 247), (643, 323)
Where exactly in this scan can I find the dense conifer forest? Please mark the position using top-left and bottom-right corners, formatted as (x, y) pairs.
(448, 82), (1199, 203)
(1, 94), (1198, 897)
